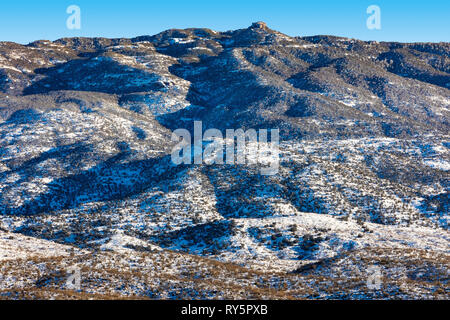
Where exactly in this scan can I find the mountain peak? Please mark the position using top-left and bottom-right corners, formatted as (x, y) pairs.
(250, 21), (268, 30)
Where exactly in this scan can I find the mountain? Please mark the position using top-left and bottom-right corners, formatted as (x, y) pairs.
(0, 22), (448, 299)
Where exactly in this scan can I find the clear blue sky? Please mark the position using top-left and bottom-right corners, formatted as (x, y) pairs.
(0, 0), (449, 44)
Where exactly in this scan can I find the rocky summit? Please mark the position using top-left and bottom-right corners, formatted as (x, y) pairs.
(0, 23), (448, 299)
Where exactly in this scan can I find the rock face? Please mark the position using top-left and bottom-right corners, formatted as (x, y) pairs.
(0, 24), (449, 299)
(250, 21), (268, 29)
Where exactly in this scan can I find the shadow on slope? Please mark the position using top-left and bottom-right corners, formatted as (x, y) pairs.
(0, 141), (183, 216)
(23, 56), (168, 95)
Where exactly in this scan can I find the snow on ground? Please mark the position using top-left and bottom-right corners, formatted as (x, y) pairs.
(0, 231), (85, 261)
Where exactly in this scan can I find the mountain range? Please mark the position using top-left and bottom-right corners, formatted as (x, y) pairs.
(0, 22), (448, 299)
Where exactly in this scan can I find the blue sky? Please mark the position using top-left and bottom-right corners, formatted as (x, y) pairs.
(0, 0), (449, 44)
